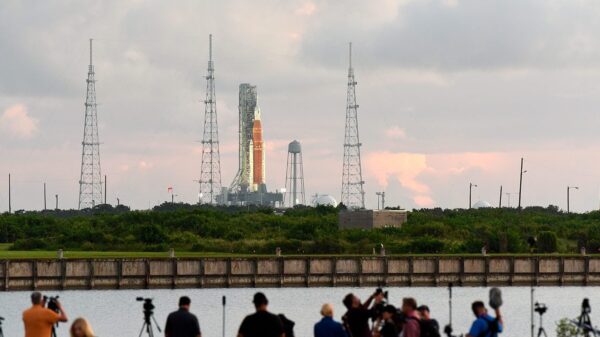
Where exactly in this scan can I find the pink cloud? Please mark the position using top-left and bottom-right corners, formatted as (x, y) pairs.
(365, 151), (431, 194)
(0, 104), (39, 138)
(414, 195), (435, 207)
(365, 151), (512, 208)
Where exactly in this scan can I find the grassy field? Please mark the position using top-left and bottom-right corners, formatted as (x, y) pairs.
(0, 244), (590, 259)
(0, 243), (254, 259)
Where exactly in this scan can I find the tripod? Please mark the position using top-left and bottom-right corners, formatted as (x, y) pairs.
(138, 312), (161, 337)
(444, 283), (461, 337)
(576, 310), (597, 337)
(536, 310), (547, 337)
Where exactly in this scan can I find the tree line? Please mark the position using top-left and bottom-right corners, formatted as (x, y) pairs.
(2, 203), (600, 254)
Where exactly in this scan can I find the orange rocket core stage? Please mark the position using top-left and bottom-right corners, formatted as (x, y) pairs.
(252, 118), (264, 186)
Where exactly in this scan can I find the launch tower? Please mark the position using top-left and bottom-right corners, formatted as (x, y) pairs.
(199, 34), (222, 204)
(341, 42), (365, 209)
(230, 84), (259, 193)
(78, 39), (103, 209)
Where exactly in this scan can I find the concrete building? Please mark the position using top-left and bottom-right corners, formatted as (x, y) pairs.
(339, 209), (407, 229)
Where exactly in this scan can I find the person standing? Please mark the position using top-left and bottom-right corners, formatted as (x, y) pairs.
(373, 305), (398, 337)
(400, 298), (420, 337)
(314, 304), (347, 337)
(466, 301), (503, 337)
(164, 296), (201, 337)
(23, 292), (68, 337)
(341, 291), (380, 337)
(238, 292), (284, 337)
(70, 318), (95, 337)
(417, 305), (440, 337)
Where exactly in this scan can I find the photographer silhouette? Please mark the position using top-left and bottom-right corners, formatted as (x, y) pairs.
(23, 292), (68, 337)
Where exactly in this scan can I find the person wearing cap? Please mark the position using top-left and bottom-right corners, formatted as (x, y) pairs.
(373, 305), (397, 337)
(238, 292), (284, 337)
(314, 304), (347, 337)
(164, 296), (201, 337)
(417, 305), (440, 337)
(23, 292), (68, 337)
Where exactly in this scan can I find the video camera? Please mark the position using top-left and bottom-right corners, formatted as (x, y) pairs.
(375, 288), (389, 300)
(43, 296), (60, 313)
(136, 297), (155, 321)
(372, 288), (390, 320)
(535, 302), (547, 315)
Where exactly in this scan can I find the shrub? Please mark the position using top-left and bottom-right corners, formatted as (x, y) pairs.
(538, 231), (558, 253)
(556, 318), (578, 337)
(11, 238), (50, 250)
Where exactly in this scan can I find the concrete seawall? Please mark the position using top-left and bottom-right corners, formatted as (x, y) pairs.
(1, 256), (599, 291)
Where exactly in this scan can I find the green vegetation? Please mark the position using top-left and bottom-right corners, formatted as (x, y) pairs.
(2, 203), (600, 257)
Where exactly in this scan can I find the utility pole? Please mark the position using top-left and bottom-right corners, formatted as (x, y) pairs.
(104, 174), (107, 204)
(506, 192), (514, 208)
(567, 186), (579, 214)
(55, 194), (59, 210)
(375, 192), (385, 210)
(518, 157), (526, 210)
(8, 173), (11, 213)
(43, 182), (47, 210)
(469, 182), (477, 209)
(499, 185), (503, 208)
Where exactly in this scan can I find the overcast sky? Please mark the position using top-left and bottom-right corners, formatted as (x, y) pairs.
(2, 0), (600, 212)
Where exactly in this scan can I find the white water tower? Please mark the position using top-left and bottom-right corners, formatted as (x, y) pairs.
(284, 140), (305, 207)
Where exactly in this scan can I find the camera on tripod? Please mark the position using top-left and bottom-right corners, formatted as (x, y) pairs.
(136, 297), (155, 315)
(44, 295), (60, 313)
(136, 297), (160, 337)
(535, 302), (547, 315)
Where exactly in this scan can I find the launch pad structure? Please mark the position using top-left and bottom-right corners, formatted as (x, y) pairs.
(222, 83), (282, 207)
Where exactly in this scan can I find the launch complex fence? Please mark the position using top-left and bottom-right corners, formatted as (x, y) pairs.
(1, 256), (600, 291)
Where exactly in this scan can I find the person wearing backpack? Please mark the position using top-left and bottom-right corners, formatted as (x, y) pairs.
(400, 298), (420, 337)
(373, 305), (398, 337)
(417, 305), (440, 337)
(466, 301), (503, 337)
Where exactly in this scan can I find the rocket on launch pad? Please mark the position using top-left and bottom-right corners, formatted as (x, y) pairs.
(252, 107), (265, 190)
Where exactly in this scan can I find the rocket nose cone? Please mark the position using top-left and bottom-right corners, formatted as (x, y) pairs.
(254, 107), (261, 120)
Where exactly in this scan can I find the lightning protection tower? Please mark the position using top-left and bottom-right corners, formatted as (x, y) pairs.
(285, 140), (305, 207)
(78, 39), (103, 209)
(341, 42), (365, 209)
(199, 34), (222, 204)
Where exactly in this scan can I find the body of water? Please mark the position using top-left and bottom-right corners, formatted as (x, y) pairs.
(0, 286), (596, 337)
